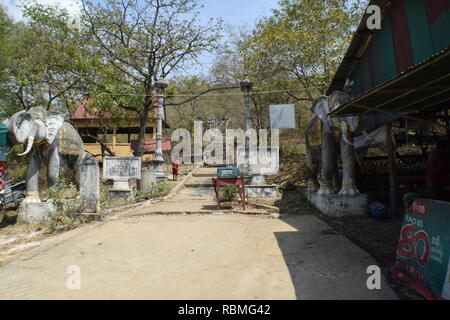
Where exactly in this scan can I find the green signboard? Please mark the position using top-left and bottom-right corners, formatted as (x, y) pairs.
(393, 197), (450, 300)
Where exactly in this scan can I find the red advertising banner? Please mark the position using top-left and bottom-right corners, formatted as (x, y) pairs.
(393, 197), (450, 300)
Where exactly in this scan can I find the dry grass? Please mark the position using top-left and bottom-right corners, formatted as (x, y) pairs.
(267, 142), (308, 186)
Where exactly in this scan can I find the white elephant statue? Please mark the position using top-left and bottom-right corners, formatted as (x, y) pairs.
(8, 107), (85, 203)
(305, 89), (388, 197)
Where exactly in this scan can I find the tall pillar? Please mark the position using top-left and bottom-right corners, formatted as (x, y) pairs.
(154, 79), (169, 182)
(240, 79), (253, 133)
(240, 79), (266, 185)
(112, 126), (117, 153)
(240, 79), (253, 174)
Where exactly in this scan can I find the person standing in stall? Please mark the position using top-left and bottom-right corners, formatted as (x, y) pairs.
(426, 139), (449, 200)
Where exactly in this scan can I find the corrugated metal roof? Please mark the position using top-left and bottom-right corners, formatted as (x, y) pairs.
(330, 45), (450, 117)
(328, 0), (450, 97)
(71, 94), (170, 129)
(327, 0), (390, 95)
(130, 138), (172, 153)
(71, 94), (158, 120)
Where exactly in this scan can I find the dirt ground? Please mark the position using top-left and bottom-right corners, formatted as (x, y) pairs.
(0, 159), (423, 299)
(0, 213), (398, 300)
(0, 164), (195, 267)
(271, 190), (424, 300)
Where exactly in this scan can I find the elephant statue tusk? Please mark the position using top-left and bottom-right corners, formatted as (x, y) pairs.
(17, 136), (35, 156)
(341, 122), (355, 146)
(342, 132), (355, 146)
(362, 129), (374, 142)
(341, 121), (355, 146)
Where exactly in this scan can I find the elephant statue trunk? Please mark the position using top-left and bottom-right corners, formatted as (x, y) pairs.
(8, 106), (85, 203)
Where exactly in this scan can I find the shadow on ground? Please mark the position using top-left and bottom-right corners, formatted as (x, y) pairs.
(273, 189), (423, 300)
(201, 205), (233, 211)
(271, 214), (400, 300)
(0, 211), (17, 229)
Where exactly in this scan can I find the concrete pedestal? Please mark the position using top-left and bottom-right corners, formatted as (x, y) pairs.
(243, 174), (279, 199)
(304, 190), (368, 217)
(17, 202), (55, 225)
(108, 178), (134, 202)
(108, 189), (134, 202)
(251, 175), (267, 185)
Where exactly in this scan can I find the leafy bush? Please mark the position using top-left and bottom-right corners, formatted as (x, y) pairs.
(5, 146), (28, 182)
(45, 177), (94, 233)
(279, 144), (302, 159)
(133, 181), (172, 202)
(222, 185), (238, 202)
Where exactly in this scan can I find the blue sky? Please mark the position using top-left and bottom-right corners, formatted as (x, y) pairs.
(198, 0), (279, 27)
(5, 0), (280, 23)
(194, 0), (281, 75)
(4, 0), (280, 75)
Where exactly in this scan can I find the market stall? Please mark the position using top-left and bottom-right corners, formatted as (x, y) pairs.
(325, 0), (450, 299)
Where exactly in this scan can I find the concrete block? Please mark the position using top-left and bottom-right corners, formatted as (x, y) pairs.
(304, 190), (368, 217)
(246, 185), (279, 199)
(80, 154), (100, 213)
(17, 202), (55, 225)
(140, 168), (156, 193)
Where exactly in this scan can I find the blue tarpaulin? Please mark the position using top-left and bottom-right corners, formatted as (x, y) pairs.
(0, 124), (10, 162)
(0, 124), (10, 147)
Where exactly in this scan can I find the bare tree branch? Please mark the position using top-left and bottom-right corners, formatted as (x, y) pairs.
(166, 86), (239, 106)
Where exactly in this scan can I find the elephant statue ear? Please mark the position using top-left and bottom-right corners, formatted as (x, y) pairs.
(310, 97), (330, 124)
(8, 110), (26, 144)
(46, 111), (65, 144)
(9, 110), (26, 130)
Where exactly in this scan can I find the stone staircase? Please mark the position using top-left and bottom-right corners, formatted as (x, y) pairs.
(184, 167), (216, 188)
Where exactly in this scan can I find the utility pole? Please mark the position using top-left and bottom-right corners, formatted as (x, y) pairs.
(154, 79), (169, 182)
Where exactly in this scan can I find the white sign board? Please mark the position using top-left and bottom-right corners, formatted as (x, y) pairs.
(103, 157), (141, 180)
(270, 104), (296, 129)
(237, 147), (279, 176)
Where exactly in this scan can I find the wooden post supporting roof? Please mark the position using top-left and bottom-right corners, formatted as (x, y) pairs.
(386, 122), (396, 216)
(446, 110), (450, 146)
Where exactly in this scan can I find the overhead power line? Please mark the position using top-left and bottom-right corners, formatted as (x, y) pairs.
(19, 86), (327, 98)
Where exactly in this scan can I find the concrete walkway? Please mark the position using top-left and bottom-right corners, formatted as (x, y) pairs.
(0, 167), (398, 300)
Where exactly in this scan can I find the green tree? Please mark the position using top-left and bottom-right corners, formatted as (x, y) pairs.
(210, 0), (366, 135)
(81, 0), (224, 161)
(0, 5), (15, 119)
(211, 25), (307, 132)
(7, 0), (95, 114)
(166, 76), (241, 132)
(241, 0), (366, 98)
